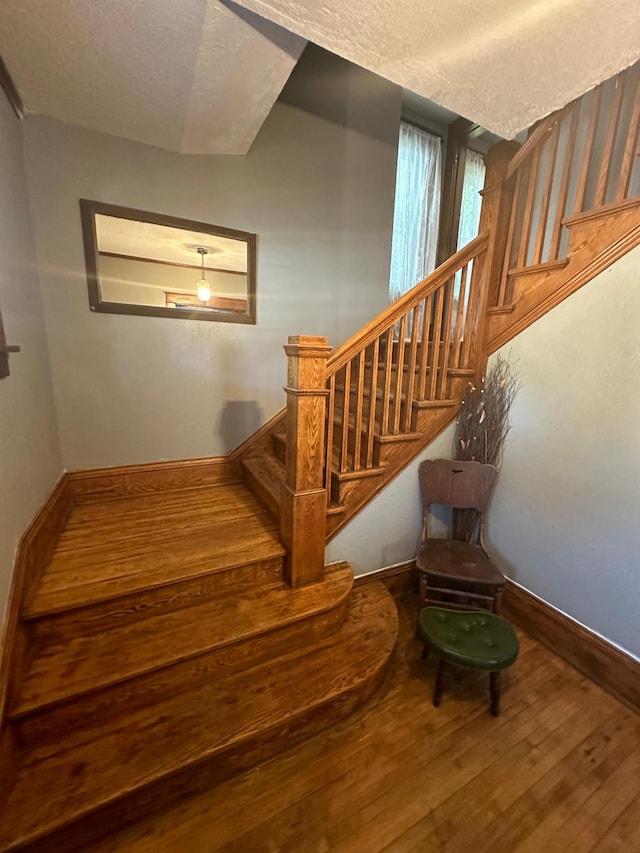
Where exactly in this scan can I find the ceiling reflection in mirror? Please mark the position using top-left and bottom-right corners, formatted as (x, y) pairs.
(80, 201), (256, 324)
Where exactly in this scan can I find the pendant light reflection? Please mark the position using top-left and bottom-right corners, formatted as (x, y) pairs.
(196, 247), (211, 303)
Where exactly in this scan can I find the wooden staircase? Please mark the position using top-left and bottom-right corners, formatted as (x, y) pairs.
(1, 61), (639, 852)
(0, 480), (397, 851)
(236, 63), (640, 546)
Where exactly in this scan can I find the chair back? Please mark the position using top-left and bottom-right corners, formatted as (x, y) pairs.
(419, 459), (498, 544)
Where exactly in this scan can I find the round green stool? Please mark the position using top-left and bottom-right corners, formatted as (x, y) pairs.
(417, 607), (519, 716)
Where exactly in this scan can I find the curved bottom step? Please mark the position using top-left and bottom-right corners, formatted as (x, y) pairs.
(0, 582), (398, 853)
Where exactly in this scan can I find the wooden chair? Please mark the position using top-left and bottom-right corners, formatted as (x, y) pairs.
(416, 458), (505, 615)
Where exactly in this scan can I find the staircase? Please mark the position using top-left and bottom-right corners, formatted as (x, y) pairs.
(1, 62), (639, 852)
(237, 63), (640, 544)
(0, 478), (397, 850)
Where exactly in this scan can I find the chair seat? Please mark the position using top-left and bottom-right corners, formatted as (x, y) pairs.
(418, 607), (519, 671)
(416, 539), (505, 588)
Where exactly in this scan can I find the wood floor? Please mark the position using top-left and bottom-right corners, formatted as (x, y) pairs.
(83, 592), (640, 853)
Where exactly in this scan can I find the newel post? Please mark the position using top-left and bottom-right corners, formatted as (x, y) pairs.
(280, 335), (332, 587)
(471, 140), (521, 376)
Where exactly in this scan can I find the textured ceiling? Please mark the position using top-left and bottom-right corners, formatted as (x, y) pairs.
(1, 0), (639, 153)
(0, 0), (305, 154)
(231, 0), (640, 138)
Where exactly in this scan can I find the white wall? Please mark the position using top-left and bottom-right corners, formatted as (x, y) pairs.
(0, 92), (62, 618)
(22, 46), (401, 470)
(489, 247), (640, 659)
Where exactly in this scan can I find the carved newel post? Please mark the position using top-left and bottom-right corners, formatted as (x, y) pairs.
(281, 335), (332, 587)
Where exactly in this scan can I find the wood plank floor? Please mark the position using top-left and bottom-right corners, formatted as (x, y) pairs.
(87, 591), (640, 853)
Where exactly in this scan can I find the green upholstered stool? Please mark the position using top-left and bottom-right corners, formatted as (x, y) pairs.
(418, 607), (519, 716)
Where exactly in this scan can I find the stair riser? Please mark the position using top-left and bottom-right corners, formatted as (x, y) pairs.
(272, 432), (286, 464)
(16, 654), (390, 853)
(14, 597), (350, 755)
(241, 460), (281, 521)
(28, 556), (285, 644)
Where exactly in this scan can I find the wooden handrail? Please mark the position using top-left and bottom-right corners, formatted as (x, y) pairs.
(327, 232), (489, 375)
(505, 109), (563, 181)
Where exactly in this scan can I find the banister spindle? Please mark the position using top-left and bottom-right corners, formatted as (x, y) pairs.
(549, 105), (579, 260)
(573, 85), (602, 215)
(594, 75), (626, 208)
(616, 69), (640, 202)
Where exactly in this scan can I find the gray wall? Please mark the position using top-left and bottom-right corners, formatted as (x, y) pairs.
(0, 92), (62, 619)
(489, 247), (640, 659)
(332, 248), (640, 660)
(22, 47), (401, 469)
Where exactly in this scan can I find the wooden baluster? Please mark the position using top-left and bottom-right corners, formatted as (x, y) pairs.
(573, 85), (602, 215)
(365, 338), (380, 468)
(325, 372), (336, 505)
(428, 287), (445, 400)
(340, 361), (351, 473)
(616, 72), (640, 201)
(352, 351), (365, 471)
(392, 315), (407, 434)
(516, 148), (541, 269)
(280, 335), (331, 587)
(463, 251), (487, 375)
(380, 328), (394, 435)
(532, 122), (560, 264)
(416, 294), (432, 399)
(594, 74), (626, 208)
(436, 278), (455, 399)
(451, 263), (468, 368)
(549, 105), (579, 260)
(404, 307), (420, 432)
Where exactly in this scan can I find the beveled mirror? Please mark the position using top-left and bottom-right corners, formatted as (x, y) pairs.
(80, 200), (256, 324)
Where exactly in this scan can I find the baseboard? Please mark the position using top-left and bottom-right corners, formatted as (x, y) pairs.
(502, 579), (640, 714)
(354, 560), (418, 598)
(0, 474), (73, 723)
(68, 456), (241, 502)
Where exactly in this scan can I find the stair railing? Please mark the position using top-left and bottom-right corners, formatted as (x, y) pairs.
(322, 234), (489, 504)
(492, 63), (640, 310)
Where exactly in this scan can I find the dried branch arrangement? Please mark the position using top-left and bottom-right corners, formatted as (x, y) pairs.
(454, 354), (521, 469)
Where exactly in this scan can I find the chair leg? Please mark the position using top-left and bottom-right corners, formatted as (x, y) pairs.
(433, 658), (446, 707)
(493, 588), (504, 614)
(490, 671), (501, 717)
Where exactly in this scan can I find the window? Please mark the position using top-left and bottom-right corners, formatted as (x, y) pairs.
(389, 122), (442, 303)
(457, 149), (486, 250)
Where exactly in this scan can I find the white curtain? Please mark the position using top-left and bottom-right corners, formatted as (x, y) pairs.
(457, 148), (486, 250)
(389, 123), (442, 303)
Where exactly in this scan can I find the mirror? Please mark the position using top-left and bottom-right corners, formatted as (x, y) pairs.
(80, 200), (256, 324)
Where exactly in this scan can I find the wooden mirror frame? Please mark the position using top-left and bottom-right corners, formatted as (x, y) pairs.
(80, 200), (257, 324)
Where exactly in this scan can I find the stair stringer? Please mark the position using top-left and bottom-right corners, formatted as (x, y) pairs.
(488, 201), (640, 353)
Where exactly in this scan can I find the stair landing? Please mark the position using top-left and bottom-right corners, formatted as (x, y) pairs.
(1, 479), (398, 852)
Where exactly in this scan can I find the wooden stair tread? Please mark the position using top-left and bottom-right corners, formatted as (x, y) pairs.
(26, 483), (284, 618)
(0, 583), (398, 851)
(13, 563), (354, 718)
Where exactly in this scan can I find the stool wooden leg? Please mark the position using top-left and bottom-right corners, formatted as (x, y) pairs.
(490, 671), (501, 716)
(433, 659), (446, 707)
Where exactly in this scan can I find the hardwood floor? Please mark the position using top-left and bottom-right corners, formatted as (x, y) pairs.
(86, 592), (640, 853)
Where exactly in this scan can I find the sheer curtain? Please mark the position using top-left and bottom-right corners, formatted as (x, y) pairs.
(457, 149), (486, 250)
(389, 122), (442, 303)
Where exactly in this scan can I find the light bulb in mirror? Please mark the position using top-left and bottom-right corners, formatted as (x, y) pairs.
(197, 281), (211, 303)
